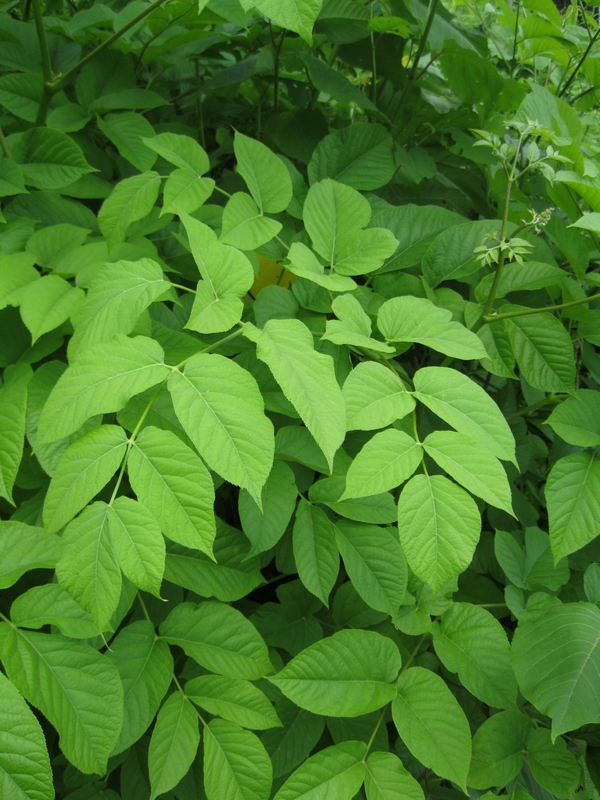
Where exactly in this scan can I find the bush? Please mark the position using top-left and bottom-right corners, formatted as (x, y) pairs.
(0, 0), (599, 798)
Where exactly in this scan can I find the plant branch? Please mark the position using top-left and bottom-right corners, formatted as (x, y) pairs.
(559, 27), (600, 97)
(399, 632), (428, 676)
(409, 0), (440, 81)
(483, 292), (600, 323)
(505, 394), (562, 420)
(35, 0), (171, 125)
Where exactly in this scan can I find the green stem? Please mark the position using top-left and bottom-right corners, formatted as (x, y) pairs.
(214, 185), (232, 199)
(32, 0), (53, 85)
(171, 282), (197, 294)
(175, 326), (245, 369)
(409, 0), (440, 81)
(484, 292), (600, 324)
(363, 705), (387, 760)
(559, 27), (600, 98)
(511, 0), (520, 70)
(505, 394), (562, 420)
(35, 0), (170, 125)
(0, 127), (11, 158)
(137, 592), (152, 623)
(370, 30), (377, 104)
(473, 182), (514, 333)
(399, 633), (428, 676)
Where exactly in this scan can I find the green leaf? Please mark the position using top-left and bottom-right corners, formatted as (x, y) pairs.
(0, 157), (27, 197)
(180, 213), (254, 334)
(108, 620), (173, 755)
(12, 127), (95, 190)
(234, 132), (293, 213)
(308, 123), (395, 190)
(334, 520), (407, 616)
(422, 431), (513, 514)
(474, 261), (566, 302)
(55, 502), (121, 632)
(204, 718), (272, 800)
(332, 227), (398, 277)
(413, 367), (516, 464)
(0, 363), (32, 504)
(323, 294), (395, 353)
(148, 692), (200, 800)
(38, 334), (170, 443)
(20, 274), (84, 343)
(186, 675), (281, 730)
(10, 583), (100, 639)
(285, 242), (357, 292)
(88, 89), (167, 113)
(107, 496), (165, 597)
(392, 667), (471, 791)
(372, 204), (464, 272)
(160, 600), (272, 679)
(343, 429), (422, 499)
(243, 320), (345, 470)
(397, 474), (481, 591)
(503, 306), (576, 393)
(364, 751), (425, 800)
(269, 629), (401, 716)
(303, 178), (371, 264)
(239, 461), (297, 555)
(96, 112), (157, 173)
(300, 53), (377, 109)
(168, 353), (274, 504)
(164, 518), (263, 603)
(26, 223), (98, 270)
(378, 297), (487, 360)
(546, 452), (600, 561)
(547, 389), (600, 446)
(0, 521), (62, 589)
(98, 173), (161, 248)
(0, 72), (42, 122)
(274, 741), (366, 800)
(163, 170), (215, 216)
(512, 602), (600, 736)
(342, 362), (415, 431)
(0, 252), (39, 310)
(433, 603), (517, 708)
(422, 219), (500, 286)
(253, 0), (322, 42)
(467, 709), (531, 789)
(0, 625), (123, 774)
(262, 697), (324, 779)
(141, 132), (210, 174)
(69, 258), (170, 358)
(128, 426), (216, 557)
(0, 669), (54, 800)
(220, 193), (282, 250)
(43, 424), (128, 535)
(526, 728), (580, 798)
(293, 498), (339, 606)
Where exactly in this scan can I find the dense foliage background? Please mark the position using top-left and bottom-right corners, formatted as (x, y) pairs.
(1, 0), (600, 798)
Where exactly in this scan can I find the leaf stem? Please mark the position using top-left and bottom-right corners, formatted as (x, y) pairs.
(559, 27), (600, 98)
(505, 394), (562, 420)
(35, 0), (170, 125)
(483, 292), (600, 323)
(137, 592), (152, 623)
(363, 704), (387, 760)
(409, 0), (440, 82)
(174, 326), (245, 370)
(399, 632), (428, 676)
